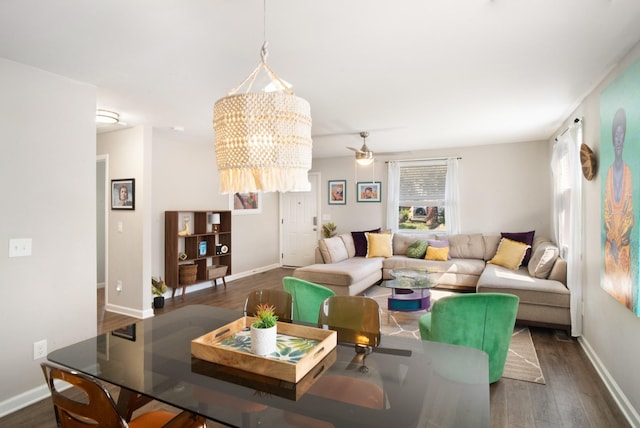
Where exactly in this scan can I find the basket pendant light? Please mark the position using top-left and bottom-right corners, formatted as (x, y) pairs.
(213, 30), (312, 194)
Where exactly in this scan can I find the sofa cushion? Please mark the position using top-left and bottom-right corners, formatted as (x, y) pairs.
(487, 237), (530, 270)
(406, 240), (429, 258)
(426, 246), (449, 261)
(448, 234), (485, 260)
(352, 228), (381, 257)
(393, 233), (433, 255)
(366, 232), (393, 258)
(339, 233), (357, 258)
(318, 236), (349, 264)
(483, 235), (501, 260)
(501, 230), (535, 265)
(478, 264), (570, 309)
(528, 242), (560, 279)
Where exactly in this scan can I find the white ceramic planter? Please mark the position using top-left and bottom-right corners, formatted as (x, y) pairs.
(250, 324), (277, 356)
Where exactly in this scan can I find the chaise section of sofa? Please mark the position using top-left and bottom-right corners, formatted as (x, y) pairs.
(477, 237), (570, 332)
(293, 233), (383, 296)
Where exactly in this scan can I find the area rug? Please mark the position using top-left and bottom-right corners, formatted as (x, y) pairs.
(368, 289), (546, 384)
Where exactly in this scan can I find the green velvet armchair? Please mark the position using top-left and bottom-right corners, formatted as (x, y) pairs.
(282, 276), (336, 323)
(418, 292), (519, 383)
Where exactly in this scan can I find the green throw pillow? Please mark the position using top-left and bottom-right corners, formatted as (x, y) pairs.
(406, 240), (428, 259)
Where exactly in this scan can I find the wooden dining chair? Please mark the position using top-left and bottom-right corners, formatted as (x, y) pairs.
(41, 362), (206, 428)
(243, 288), (293, 322)
(282, 276), (336, 323)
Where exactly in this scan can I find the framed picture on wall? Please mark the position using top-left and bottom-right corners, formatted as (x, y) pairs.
(230, 192), (262, 215)
(356, 181), (382, 202)
(328, 180), (346, 205)
(111, 178), (135, 210)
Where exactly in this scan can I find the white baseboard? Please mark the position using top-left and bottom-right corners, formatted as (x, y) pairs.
(0, 384), (50, 418)
(578, 336), (640, 427)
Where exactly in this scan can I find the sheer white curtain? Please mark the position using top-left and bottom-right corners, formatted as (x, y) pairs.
(551, 120), (583, 337)
(386, 161), (400, 231)
(445, 158), (461, 235)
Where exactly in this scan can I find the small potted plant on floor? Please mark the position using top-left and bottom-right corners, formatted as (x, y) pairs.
(151, 276), (168, 309)
(250, 303), (278, 356)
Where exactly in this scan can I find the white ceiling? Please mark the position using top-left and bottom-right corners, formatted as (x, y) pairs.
(2, 0), (640, 159)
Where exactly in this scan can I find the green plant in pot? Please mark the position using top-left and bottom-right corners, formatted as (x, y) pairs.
(151, 276), (168, 309)
(322, 221), (337, 238)
(250, 304), (278, 356)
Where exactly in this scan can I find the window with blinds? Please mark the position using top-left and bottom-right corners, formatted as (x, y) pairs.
(398, 162), (448, 231)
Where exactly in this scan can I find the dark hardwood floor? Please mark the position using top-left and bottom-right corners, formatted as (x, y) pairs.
(0, 267), (629, 427)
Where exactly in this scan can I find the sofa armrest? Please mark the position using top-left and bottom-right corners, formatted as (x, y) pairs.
(548, 258), (567, 286)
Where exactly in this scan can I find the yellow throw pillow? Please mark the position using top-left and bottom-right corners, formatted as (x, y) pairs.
(425, 246), (449, 261)
(365, 232), (393, 258)
(488, 237), (530, 270)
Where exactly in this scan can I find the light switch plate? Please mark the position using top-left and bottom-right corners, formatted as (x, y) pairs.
(9, 238), (32, 257)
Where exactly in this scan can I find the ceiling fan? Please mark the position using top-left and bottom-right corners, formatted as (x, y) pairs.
(347, 131), (374, 165)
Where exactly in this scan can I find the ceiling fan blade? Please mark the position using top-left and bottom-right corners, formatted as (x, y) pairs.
(346, 146), (364, 153)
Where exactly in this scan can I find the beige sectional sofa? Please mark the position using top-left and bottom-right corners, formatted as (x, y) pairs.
(293, 232), (571, 332)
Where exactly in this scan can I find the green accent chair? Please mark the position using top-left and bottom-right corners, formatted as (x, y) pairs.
(282, 276), (336, 323)
(418, 292), (519, 383)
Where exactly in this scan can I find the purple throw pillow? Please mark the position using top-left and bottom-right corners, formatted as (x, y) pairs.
(352, 228), (381, 257)
(501, 231), (535, 266)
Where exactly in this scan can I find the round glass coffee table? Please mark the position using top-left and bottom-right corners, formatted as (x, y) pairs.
(380, 268), (435, 311)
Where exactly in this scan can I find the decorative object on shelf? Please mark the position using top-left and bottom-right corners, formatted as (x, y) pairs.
(198, 241), (207, 257)
(213, 0), (311, 194)
(215, 244), (229, 255)
(328, 180), (347, 205)
(322, 221), (337, 238)
(347, 131), (374, 166)
(250, 304), (278, 356)
(208, 212), (221, 232)
(230, 192), (262, 215)
(151, 276), (168, 309)
(111, 178), (135, 210)
(179, 264), (198, 285)
(178, 217), (191, 236)
(178, 252), (188, 261)
(580, 143), (597, 181)
(356, 181), (382, 203)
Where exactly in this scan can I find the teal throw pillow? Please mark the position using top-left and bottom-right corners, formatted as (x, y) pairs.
(406, 240), (429, 259)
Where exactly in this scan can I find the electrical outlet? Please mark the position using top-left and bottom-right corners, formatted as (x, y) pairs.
(116, 280), (123, 292)
(34, 339), (47, 360)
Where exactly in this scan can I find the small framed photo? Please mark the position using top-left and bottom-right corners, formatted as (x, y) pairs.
(111, 178), (135, 210)
(111, 323), (136, 341)
(328, 180), (347, 205)
(230, 192), (262, 215)
(356, 181), (382, 202)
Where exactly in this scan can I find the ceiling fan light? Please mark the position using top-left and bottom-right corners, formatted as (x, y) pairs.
(356, 157), (374, 166)
(96, 110), (119, 124)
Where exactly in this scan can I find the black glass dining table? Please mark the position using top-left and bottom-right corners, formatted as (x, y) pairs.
(48, 305), (489, 427)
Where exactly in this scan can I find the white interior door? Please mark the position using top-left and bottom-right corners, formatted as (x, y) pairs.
(280, 172), (320, 267)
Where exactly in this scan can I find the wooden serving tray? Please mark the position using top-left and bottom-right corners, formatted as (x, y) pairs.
(191, 317), (337, 383)
(191, 349), (337, 400)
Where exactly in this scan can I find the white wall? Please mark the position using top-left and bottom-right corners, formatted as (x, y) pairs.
(568, 41), (640, 424)
(97, 127), (153, 318)
(0, 59), (96, 413)
(312, 139), (552, 238)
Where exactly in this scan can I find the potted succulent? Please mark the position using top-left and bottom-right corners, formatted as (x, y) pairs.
(322, 221), (337, 238)
(250, 303), (278, 356)
(151, 276), (168, 309)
